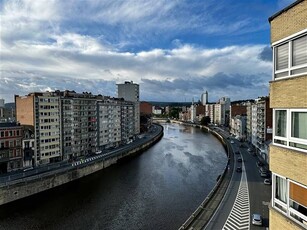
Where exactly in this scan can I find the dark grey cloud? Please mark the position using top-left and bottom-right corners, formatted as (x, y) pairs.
(141, 72), (270, 102)
(258, 46), (272, 62)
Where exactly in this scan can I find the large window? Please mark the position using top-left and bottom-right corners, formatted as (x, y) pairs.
(274, 109), (307, 152)
(275, 110), (287, 137)
(273, 174), (307, 227)
(291, 112), (307, 139)
(274, 33), (307, 79)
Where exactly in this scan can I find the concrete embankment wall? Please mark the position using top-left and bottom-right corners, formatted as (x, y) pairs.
(169, 121), (231, 229)
(0, 127), (163, 206)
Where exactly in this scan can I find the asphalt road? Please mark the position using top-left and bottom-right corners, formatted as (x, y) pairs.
(205, 127), (271, 230)
(0, 124), (163, 185)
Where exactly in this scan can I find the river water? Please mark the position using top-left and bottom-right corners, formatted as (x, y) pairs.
(0, 123), (227, 230)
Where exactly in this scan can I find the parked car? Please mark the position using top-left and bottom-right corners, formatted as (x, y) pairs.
(236, 167), (242, 172)
(230, 140), (234, 144)
(237, 158), (242, 162)
(256, 161), (264, 168)
(260, 171), (270, 178)
(23, 167), (34, 172)
(252, 213), (263, 226)
(264, 178), (272, 185)
(235, 151), (240, 154)
(247, 148), (253, 152)
(259, 167), (268, 174)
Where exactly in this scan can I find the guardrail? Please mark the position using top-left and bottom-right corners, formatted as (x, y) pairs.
(0, 124), (164, 188)
(178, 126), (232, 230)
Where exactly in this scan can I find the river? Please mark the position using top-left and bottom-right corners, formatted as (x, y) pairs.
(0, 123), (227, 230)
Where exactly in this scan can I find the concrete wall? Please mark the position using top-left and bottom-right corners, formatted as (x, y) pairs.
(270, 0), (307, 43)
(269, 145), (307, 186)
(15, 95), (34, 126)
(269, 208), (302, 230)
(0, 128), (163, 206)
(270, 76), (307, 108)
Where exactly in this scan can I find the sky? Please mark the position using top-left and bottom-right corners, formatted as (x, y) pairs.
(0, 0), (296, 103)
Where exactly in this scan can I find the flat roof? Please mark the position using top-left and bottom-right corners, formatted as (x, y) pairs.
(269, 0), (304, 22)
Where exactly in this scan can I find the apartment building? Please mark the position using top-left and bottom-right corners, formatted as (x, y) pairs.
(120, 102), (135, 142)
(230, 115), (246, 140)
(0, 122), (23, 173)
(255, 97), (272, 161)
(60, 91), (97, 161)
(15, 93), (61, 165)
(251, 104), (258, 148)
(117, 81), (140, 135)
(22, 126), (35, 168)
(269, 1), (307, 229)
(97, 98), (122, 150)
(205, 104), (214, 124)
(246, 102), (253, 143)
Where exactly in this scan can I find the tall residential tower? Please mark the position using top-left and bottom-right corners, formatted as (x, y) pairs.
(117, 81), (140, 135)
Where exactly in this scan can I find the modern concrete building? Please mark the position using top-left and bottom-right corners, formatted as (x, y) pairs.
(269, 1), (307, 229)
(205, 104), (215, 124)
(201, 91), (208, 105)
(117, 81), (140, 135)
(255, 97), (272, 162)
(0, 122), (23, 173)
(15, 93), (62, 165)
(60, 91), (97, 161)
(230, 115), (246, 140)
(251, 104), (258, 148)
(246, 102), (253, 143)
(97, 98), (122, 150)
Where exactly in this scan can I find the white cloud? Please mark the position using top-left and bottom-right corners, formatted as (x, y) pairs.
(0, 0), (274, 103)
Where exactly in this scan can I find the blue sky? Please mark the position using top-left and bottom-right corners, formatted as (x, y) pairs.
(0, 0), (296, 103)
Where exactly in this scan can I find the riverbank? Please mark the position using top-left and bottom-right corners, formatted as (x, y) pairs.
(169, 121), (234, 229)
(0, 124), (164, 206)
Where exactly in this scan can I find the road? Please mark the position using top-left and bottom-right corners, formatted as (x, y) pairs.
(0, 124), (163, 185)
(205, 127), (271, 230)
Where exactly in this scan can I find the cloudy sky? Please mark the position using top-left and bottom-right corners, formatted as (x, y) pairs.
(0, 0), (296, 103)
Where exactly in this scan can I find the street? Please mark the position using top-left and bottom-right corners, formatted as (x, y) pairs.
(205, 127), (271, 230)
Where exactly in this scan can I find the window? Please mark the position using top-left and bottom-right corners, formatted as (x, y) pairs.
(273, 174), (307, 227)
(274, 33), (307, 79)
(275, 110), (287, 137)
(291, 112), (307, 139)
(293, 35), (307, 66)
(276, 176), (287, 203)
(274, 109), (307, 152)
(276, 43), (289, 71)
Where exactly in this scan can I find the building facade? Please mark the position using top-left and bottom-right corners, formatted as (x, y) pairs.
(255, 97), (272, 162)
(0, 123), (23, 173)
(269, 1), (307, 229)
(16, 90), (138, 166)
(117, 81), (140, 135)
(15, 93), (62, 165)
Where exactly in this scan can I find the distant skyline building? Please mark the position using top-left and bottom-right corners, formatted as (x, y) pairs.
(201, 91), (208, 105)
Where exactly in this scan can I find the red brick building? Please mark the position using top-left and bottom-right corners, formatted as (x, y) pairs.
(140, 101), (152, 115)
(0, 123), (23, 173)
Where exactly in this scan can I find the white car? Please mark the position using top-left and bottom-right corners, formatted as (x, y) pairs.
(230, 140), (234, 144)
(252, 214), (263, 226)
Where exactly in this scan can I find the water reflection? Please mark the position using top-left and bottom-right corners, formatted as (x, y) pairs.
(0, 123), (227, 230)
